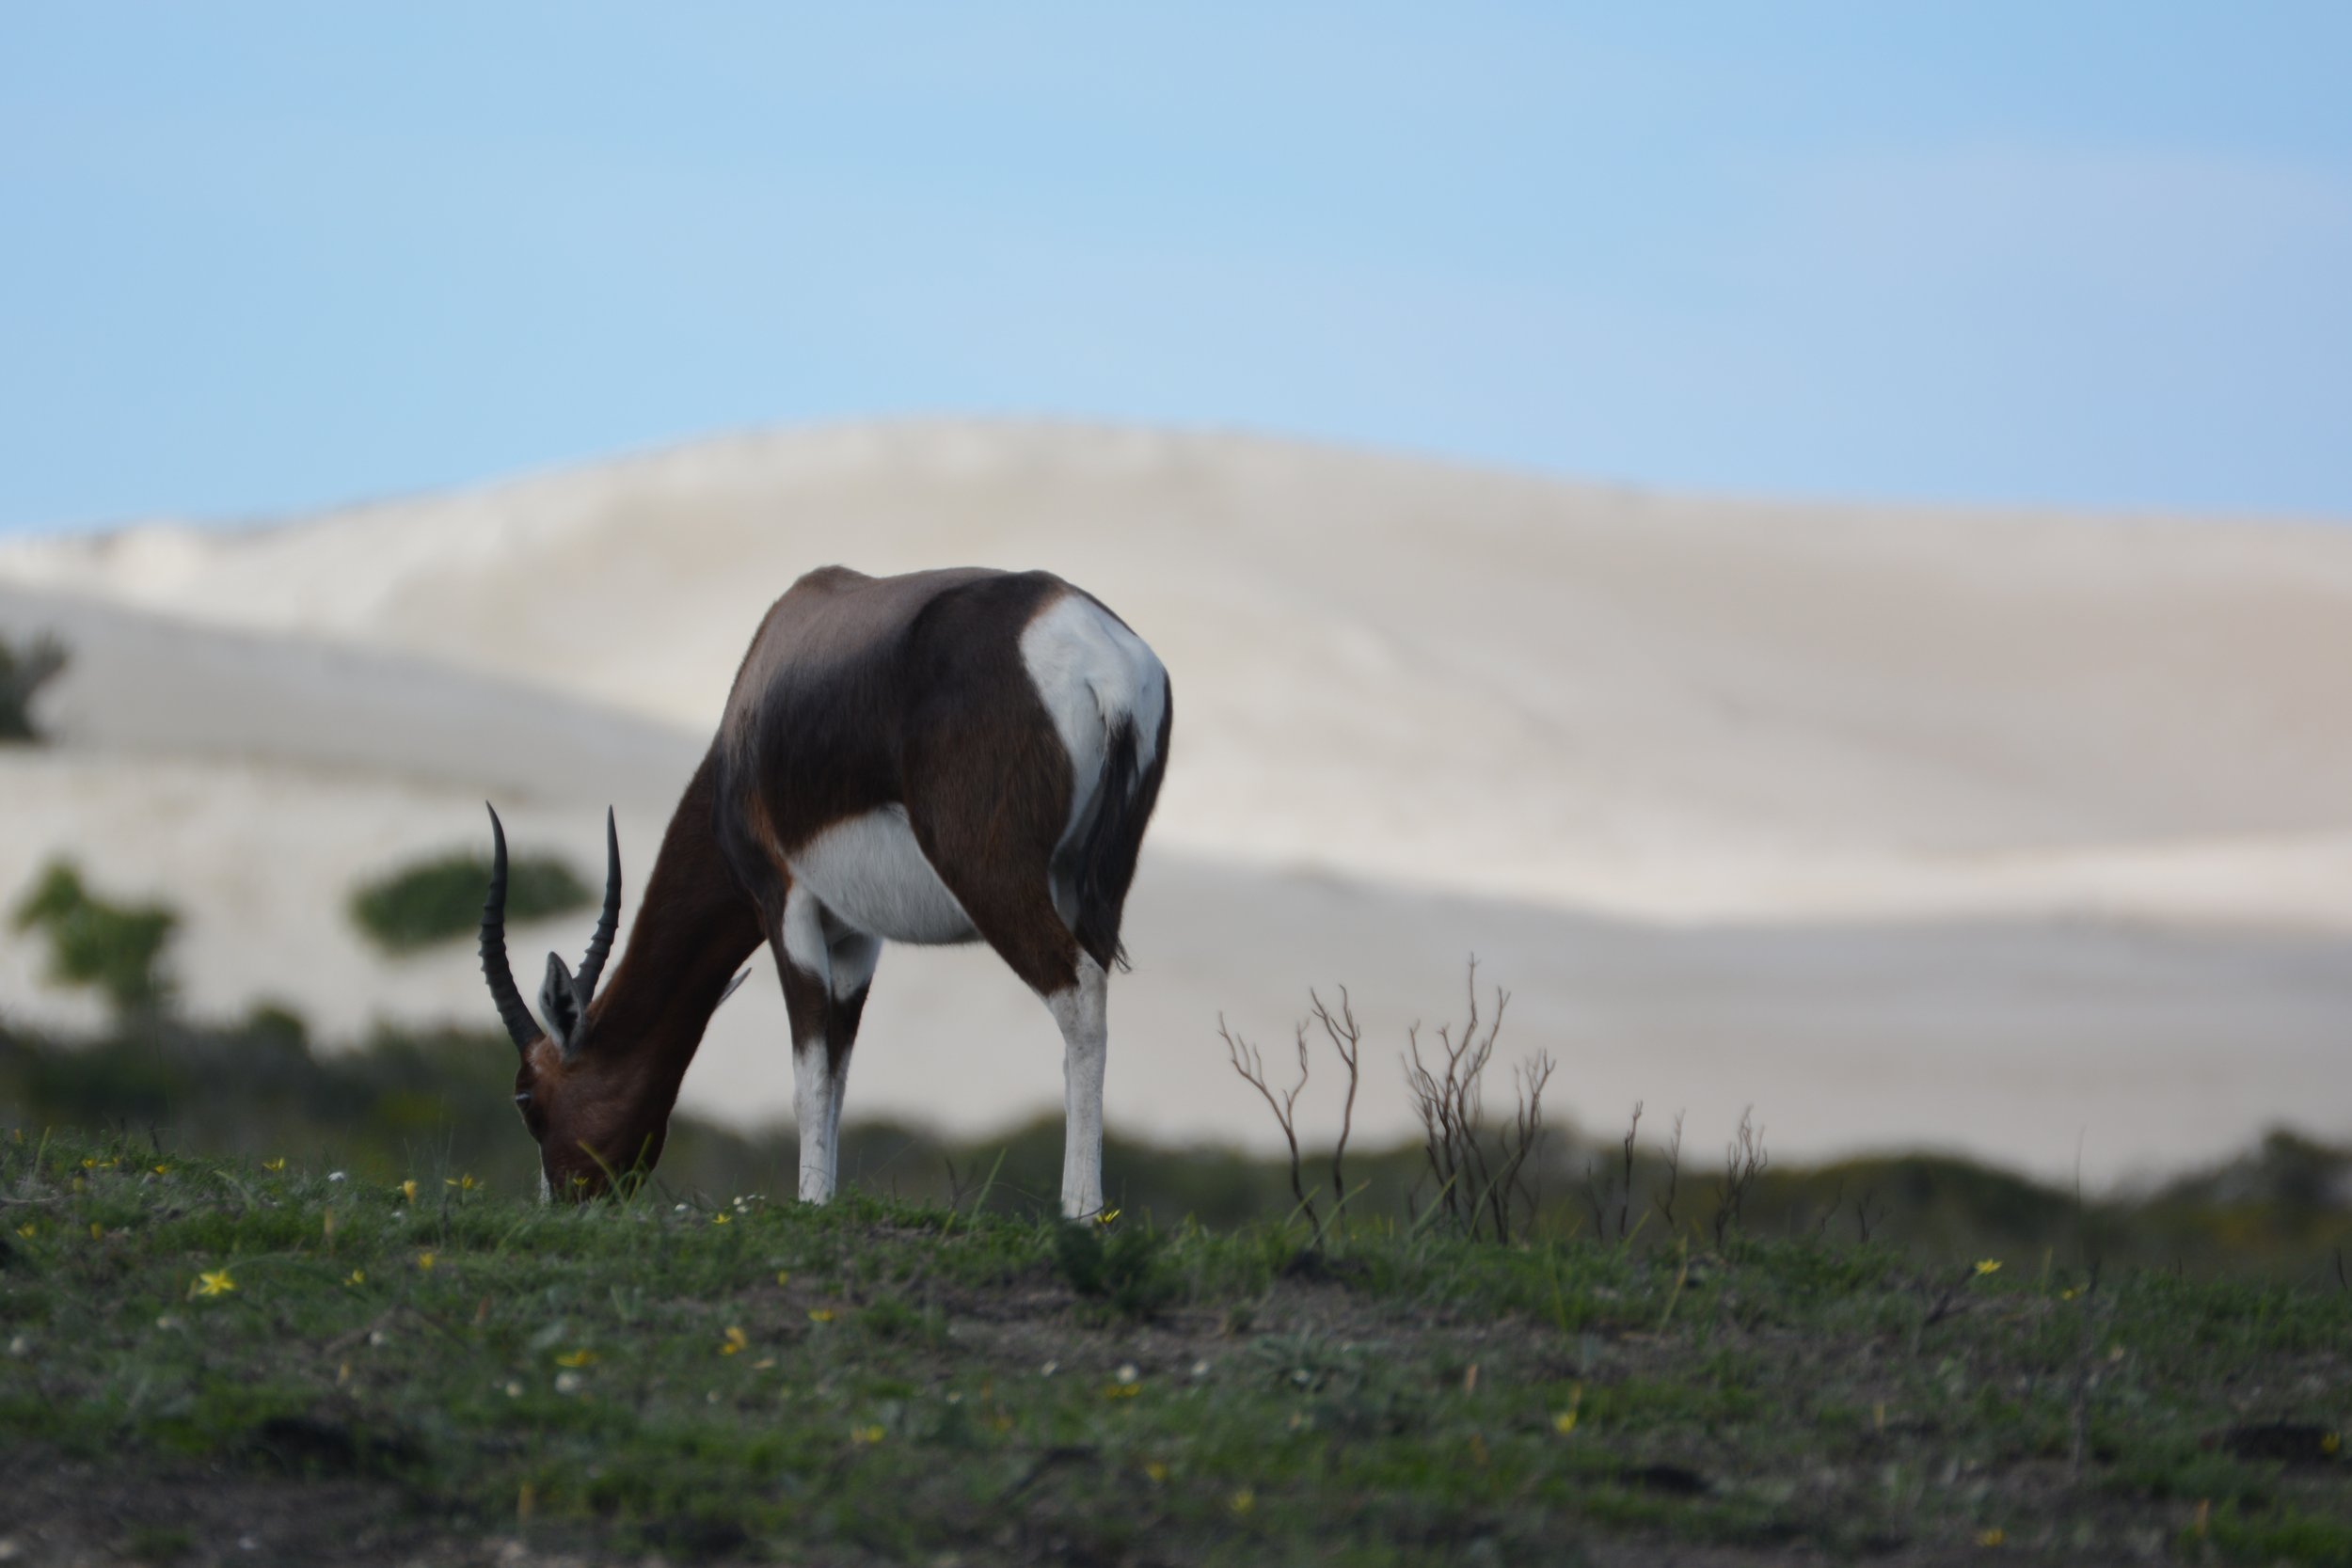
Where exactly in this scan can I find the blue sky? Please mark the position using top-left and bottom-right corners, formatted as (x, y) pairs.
(3, 3), (2347, 533)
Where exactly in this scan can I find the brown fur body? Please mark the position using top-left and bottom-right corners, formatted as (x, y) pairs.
(496, 565), (1171, 1201)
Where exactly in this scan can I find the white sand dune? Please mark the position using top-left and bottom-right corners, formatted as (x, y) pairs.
(8, 421), (2350, 928)
(1, 420), (2347, 1180)
(0, 584), (699, 808)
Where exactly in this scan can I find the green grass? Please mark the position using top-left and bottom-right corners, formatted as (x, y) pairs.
(3, 1130), (2346, 1565)
(348, 847), (590, 954)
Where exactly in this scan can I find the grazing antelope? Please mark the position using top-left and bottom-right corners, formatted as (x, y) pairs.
(479, 566), (1171, 1216)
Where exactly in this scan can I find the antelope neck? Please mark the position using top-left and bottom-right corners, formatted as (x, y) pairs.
(580, 750), (765, 1103)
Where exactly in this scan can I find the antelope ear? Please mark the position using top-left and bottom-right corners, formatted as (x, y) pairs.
(540, 952), (582, 1053)
(717, 968), (751, 1009)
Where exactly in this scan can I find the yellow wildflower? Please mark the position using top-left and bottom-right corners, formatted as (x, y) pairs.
(808, 1307), (835, 1323)
(399, 1179), (418, 1203)
(194, 1269), (236, 1298)
(1554, 1380), (1584, 1435)
(1976, 1527), (2005, 1547)
(720, 1326), (749, 1356)
(1229, 1488), (1255, 1516)
(263, 1157), (287, 1173)
(775, 1271), (791, 1287)
(416, 1250), (437, 1271)
(151, 1164), (170, 1176)
(556, 1347), (598, 1368)
(445, 1174), (480, 1192)
(1973, 1259), (2001, 1276)
(850, 1423), (884, 1446)
(88, 1222), (103, 1241)
(2323, 1432), (2342, 1457)
(1144, 1460), (1169, 1484)
(2059, 1287), (2080, 1301)
(13, 1223), (32, 1239)
(1094, 1207), (1121, 1227)
(344, 1269), (366, 1286)
(711, 1212), (730, 1226)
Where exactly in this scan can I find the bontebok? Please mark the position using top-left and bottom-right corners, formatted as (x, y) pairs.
(480, 566), (1172, 1215)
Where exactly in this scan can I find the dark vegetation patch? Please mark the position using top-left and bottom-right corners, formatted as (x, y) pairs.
(349, 847), (590, 954)
(0, 628), (67, 743)
(2, 1010), (2351, 1279)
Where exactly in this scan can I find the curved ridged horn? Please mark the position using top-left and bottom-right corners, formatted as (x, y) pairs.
(479, 803), (542, 1053)
(576, 807), (622, 999)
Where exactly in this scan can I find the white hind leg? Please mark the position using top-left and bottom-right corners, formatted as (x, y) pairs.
(1046, 952), (1110, 1219)
(820, 927), (881, 1191)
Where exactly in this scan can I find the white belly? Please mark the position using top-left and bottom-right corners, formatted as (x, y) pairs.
(787, 806), (978, 944)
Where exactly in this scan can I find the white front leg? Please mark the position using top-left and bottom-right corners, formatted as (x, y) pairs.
(781, 886), (838, 1204)
(1047, 954), (1110, 1219)
(794, 1040), (835, 1204)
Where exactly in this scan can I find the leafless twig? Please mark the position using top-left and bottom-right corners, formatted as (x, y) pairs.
(1307, 987), (1360, 1225)
(1220, 1012), (1321, 1236)
(1812, 1176), (1846, 1242)
(1652, 1111), (1684, 1232)
(1853, 1183), (1883, 1245)
(1710, 1107), (1769, 1251)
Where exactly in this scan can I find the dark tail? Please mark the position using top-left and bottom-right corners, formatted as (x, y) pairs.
(1069, 685), (1171, 973)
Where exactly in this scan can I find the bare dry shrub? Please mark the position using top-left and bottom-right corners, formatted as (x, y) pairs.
(1710, 1106), (1770, 1249)
(1219, 986), (1360, 1243)
(1401, 959), (1553, 1245)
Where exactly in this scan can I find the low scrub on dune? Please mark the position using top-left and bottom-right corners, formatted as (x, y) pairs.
(349, 847), (591, 954)
(0, 1131), (2346, 1565)
(0, 628), (67, 743)
(9, 859), (178, 1016)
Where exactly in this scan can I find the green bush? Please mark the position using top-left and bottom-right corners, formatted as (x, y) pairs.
(1054, 1217), (1179, 1319)
(0, 629), (68, 742)
(349, 847), (590, 954)
(9, 859), (177, 1016)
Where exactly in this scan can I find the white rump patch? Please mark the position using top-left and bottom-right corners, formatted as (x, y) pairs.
(787, 805), (977, 945)
(1018, 594), (1168, 861)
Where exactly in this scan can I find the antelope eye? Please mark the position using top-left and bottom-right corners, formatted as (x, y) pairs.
(514, 1092), (532, 1105)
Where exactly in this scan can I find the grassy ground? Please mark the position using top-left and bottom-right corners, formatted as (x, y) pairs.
(2, 1130), (2347, 1566)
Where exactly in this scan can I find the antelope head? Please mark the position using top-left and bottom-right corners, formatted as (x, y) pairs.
(478, 804), (655, 1200)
